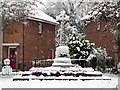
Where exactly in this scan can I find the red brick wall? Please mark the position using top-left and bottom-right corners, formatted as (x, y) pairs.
(84, 20), (117, 66)
(3, 21), (23, 62)
(3, 20), (56, 69)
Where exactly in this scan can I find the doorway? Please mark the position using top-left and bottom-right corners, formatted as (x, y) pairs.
(9, 47), (16, 69)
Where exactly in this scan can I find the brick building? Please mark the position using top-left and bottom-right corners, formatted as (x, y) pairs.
(82, 18), (117, 67)
(1, 10), (57, 70)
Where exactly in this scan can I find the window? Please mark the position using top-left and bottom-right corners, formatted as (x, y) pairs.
(39, 22), (42, 33)
(96, 22), (101, 31)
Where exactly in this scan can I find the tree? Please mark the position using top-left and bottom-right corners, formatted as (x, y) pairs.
(44, 0), (95, 46)
(83, 1), (119, 25)
(45, 0), (95, 32)
(66, 31), (95, 67)
(67, 31), (95, 59)
(0, 0), (44, 26)
(83, 1), (120, 63)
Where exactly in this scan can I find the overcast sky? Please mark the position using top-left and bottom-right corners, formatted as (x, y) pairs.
(42, 0), (118, 3)
(40, 0), (47, 4)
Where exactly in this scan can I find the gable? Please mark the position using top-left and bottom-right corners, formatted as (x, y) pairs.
(28, 10), (58, 25)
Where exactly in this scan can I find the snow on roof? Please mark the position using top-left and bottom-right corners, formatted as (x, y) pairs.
(28, 10), (58, 25)
(80, 15), (92, 21)
(92, 11), (98, 15)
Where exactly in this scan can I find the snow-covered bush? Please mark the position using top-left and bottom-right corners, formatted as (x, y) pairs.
(94, 47), (108, 72)
(67, 31), (95, 59)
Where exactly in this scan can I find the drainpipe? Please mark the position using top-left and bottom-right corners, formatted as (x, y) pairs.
(22, 21), (28, 71)
(117, 23), (120, 65)
(22, 22), (25, 71)
(50, 49), (54, 59)
(0, 14), (3, 71)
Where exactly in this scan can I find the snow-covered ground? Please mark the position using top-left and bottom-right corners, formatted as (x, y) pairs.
(0, 73), (118, 89)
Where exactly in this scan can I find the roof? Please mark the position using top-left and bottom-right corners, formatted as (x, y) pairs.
(28, 10), (58, 25)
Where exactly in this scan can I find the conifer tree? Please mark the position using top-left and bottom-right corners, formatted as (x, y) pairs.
(67, 31), (95, 59)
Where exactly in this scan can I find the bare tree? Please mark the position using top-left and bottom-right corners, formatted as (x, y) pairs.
(44, 0), (95, 46)
(45, 0), (94, 32)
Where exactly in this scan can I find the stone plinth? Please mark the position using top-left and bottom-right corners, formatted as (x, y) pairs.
(52, 57), (73, 67)
(52, 46), (72, 67)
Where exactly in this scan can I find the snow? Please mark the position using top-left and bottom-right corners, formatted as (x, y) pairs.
(52, 58), (72, 66)
(82, 67), (94, 72)
(56, 11), (69, 21)
(12, 75), (111, 81)
(80, 15), (92, 21)
(29, 67), (61, 74)
(28, 10), (58, 25)
(87, 54), (96, 61)
(0, 73), (118, 89)
(52, 63), (72, 66)
(1, 0), (58, 25)
(93, 11), (99, 15)
(55, 46), (70, 58)
(84, 71), (102, 75)
(76, 47), (80, 52)
(29, 67), (45, 72)
(79, 75), (111, 80)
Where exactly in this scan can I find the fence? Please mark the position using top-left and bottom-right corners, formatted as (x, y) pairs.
(17, 59), (87, 71)
(1, 58), (115, 72)
(17, 59), (54, 71)
(15, 59), (93, 71)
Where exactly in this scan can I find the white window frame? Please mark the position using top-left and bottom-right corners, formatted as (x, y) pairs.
(96, 22), (101, 31)
(39, 22), (42, 34)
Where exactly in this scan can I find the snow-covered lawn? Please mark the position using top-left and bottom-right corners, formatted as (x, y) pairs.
(0, 73), (118, 89)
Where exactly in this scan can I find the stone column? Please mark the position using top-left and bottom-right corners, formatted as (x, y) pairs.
(56, 11), (69, 46)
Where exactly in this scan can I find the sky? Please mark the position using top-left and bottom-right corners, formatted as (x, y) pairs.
(40, 0), (47, 4)
(41, 0), (118, 3)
